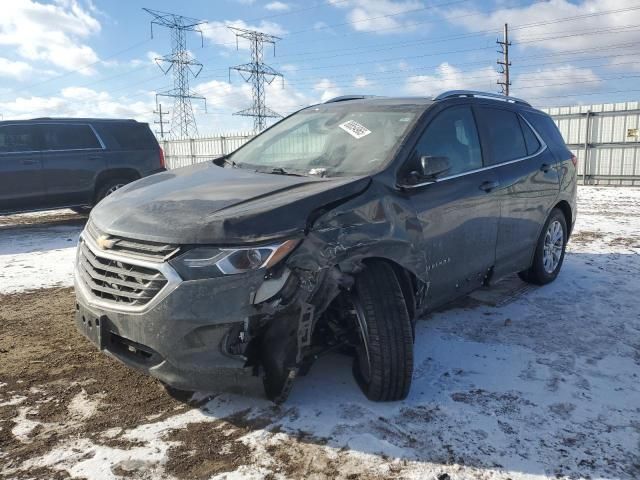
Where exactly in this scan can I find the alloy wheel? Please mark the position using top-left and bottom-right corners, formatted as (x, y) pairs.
(543, 220), (564, 274)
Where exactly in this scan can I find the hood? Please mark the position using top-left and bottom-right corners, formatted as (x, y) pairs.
(91, 162), (371, 244)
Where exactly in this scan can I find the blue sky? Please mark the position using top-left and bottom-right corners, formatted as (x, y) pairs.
(1, 0), (639, 136)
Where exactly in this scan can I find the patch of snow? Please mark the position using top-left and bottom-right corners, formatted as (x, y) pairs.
(11, 407), (42, 441)
(0, 395), (26, 407)
(67, 389), (100, 420)
(0, 225), (81, 293)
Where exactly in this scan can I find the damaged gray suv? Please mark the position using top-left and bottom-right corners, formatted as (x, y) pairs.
(74, 91), (577, 402)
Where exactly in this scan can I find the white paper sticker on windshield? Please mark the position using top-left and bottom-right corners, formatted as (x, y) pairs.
(339, 120), (371, 139)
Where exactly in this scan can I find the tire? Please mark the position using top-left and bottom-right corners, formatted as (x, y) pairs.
(518, 208), (568, 285)
(95, 177), (130, 205)
(350, 261), (414, 402)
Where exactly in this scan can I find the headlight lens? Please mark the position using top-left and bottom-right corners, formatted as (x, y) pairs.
(170, 239), (299, 280)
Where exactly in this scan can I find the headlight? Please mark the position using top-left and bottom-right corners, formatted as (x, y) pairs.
(170, 239), (300, 280)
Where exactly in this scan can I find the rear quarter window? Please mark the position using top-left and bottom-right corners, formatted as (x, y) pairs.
(522, 111), (567, 150)
(97, 123), (157, 150)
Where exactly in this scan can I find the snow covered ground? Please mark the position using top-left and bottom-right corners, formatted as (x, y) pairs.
(1, 187), (639, 479)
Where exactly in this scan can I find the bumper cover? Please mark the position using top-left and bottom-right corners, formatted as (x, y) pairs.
(74, 262), (267, 395)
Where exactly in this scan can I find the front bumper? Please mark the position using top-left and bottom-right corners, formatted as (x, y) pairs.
(74, 239), (270, 395)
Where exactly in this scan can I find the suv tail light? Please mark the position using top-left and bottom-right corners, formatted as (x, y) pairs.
(159, 147), (166, 169)
(571, 154), (577, 167)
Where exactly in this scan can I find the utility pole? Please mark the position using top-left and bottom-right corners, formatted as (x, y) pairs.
(497, 23), (511, 96)
(144, 8), (207, 139)
(154, 103), (169, 139)
(228, 27), (284, 132)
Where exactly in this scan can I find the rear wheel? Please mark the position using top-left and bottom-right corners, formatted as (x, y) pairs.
(95, 177), (130, 205)
(518, 208), (567, 285)
(348, 261), (414, 401)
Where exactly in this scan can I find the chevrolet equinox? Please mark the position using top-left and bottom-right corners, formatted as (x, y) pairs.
(74, 91), (577, 402)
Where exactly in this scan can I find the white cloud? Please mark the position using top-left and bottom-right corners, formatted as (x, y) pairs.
(404, 63), (497, 96)
(512, 65), (602, 99)
(330, 0), (423, 33)
(0, 87), (154, 123)
(313, 78), (343, 102)
(202, 19), (286, 49)
(0, 0), (101, 73)
(265, 1), (291, 11)
(353, 75), (372, 88)
(443, 0), (640, 53)
(0, 57), (33, 79)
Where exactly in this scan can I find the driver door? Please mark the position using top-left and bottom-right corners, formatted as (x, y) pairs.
(403, 105), (501, 308)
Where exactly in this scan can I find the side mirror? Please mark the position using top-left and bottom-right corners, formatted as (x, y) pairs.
(405, 155), (450, 185)
(420, 155), (450, 179)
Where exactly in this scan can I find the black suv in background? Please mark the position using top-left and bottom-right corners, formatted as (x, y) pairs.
(75, 91), (577, 403)
(0, 118), (165, 214)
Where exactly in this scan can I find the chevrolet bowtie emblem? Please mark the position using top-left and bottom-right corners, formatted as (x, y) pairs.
(97, 235), (118, 250)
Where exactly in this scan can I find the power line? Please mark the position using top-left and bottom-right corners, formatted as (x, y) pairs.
(229, 27), (284, 132)
(145, 8), (208, 139)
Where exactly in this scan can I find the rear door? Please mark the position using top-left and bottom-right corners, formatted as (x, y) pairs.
(41, 123), (106, 207)
(402, 104), (501, 308)
(0, 124), (45, 213)
(474, 106), (560, 279)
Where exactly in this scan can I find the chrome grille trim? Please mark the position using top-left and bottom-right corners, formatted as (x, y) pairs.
(85, 220), (180, 262)
(75, 232), (182, 314)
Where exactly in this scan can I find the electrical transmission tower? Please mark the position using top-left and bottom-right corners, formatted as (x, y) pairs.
(228, 27), (283, 132)
(144, 8), (207, 139)
(497, 23), (511, 96)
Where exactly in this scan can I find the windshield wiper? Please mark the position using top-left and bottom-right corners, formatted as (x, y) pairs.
(220, 156), (238, 168)
(257, 167), (308, 177)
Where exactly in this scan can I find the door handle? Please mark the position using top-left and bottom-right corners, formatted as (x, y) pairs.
(88, 155), (102, 161)
(479, 180), (500, 192)
(20, 159), (38, 165)
(540, 163), (551, 173)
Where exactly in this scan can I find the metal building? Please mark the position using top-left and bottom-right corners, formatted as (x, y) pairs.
(542, 102), (640, 186)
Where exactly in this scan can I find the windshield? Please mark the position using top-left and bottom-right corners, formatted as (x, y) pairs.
(228, 104), (420, 177)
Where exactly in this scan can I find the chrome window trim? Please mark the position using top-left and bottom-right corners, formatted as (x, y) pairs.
(399, 112), (548, 189)
(75, 231), (183, 314)
(0, 122), (105, 155)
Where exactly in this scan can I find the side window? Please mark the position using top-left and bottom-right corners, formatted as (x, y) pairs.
(44, 124), (101, 150)
(519, 116), (541, 155)
(476, 107), (527, 165)
(412, 106), (482, 176)
(0, 125), (41, 153)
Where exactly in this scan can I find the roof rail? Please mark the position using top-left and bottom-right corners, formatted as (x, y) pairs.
(434, 90), (531, 107)
(324, 95), (379, 104)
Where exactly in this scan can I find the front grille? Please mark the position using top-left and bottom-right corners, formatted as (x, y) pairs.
(85, 220), (179, 262)
(77, 239), (168, 306)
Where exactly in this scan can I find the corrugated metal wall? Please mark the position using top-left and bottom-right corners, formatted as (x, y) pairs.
(541, 102), (640, 186)
(162, 102), (640, 186)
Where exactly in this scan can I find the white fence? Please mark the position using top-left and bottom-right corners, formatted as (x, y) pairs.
(162, 102), (640, 186)
(160, 133), (253, 169)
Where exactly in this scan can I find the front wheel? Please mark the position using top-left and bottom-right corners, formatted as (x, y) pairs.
(518, 208), (568, 285)
(349, 262), (414, 401)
